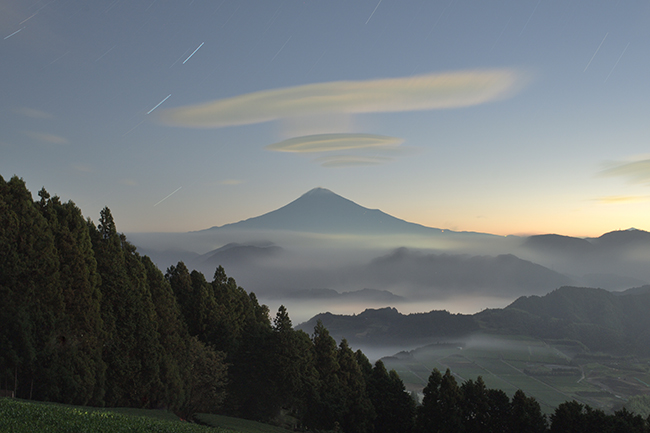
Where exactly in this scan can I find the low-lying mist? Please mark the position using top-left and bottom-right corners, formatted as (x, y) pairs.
(128, 226), (650, 335)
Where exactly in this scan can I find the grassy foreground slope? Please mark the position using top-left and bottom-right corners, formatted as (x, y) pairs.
(0, 398), (229, 433)
(194, 414), (292, 433)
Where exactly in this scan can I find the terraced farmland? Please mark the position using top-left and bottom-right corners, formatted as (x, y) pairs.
(382, 333), (650, 414)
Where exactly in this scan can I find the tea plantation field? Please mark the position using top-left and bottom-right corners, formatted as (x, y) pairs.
(382, 333), (650, 414)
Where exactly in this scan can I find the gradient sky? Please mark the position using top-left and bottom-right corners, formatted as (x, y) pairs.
(2, 0), (650, 237)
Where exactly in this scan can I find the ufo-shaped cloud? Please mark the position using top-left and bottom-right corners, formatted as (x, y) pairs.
(266, 133), (404, 153)
(161, 69), (523, 128)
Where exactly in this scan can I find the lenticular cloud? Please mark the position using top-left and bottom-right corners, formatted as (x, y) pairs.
(266, 133), (404, 153)
(161, 69), (523, 128)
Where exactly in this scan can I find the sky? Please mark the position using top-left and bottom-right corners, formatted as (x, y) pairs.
(3, 0), (650, 237)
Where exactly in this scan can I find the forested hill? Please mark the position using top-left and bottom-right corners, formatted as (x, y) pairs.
(0, 174), (418, 432)
(300, 286), (650, 356)
(477, 285), (650, 354)
(298, 308), (479, 347)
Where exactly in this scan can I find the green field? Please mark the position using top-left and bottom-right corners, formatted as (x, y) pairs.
(0, 398), (296, 433)
(0, 398), (226, 433)
(382, 333), (650, 414)
(195, 413), (294, 433)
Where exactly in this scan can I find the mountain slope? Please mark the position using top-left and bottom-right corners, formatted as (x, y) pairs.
(199, 187), (445, 235)
(477, 286), (650, 354)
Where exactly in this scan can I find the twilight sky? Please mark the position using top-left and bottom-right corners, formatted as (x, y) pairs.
(2, 0), (650, 237)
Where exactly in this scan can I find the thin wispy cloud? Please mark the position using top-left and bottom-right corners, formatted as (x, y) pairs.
(219, 179), (243, 185)
(599, 158), (650, 185)
(73, 164), (93, 173)
(266, 133), (403, 153)
(595, 195), (650, 204)
(15, 107), (54, 119)
(25, 131), (69, 144)
(160, 69), (524, 128)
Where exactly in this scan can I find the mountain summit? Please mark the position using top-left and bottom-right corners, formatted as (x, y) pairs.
(202, 187), (442, 235)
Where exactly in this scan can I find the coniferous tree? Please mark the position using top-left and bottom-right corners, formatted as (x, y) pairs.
(460, 376), (490, 433)
(165, 262), (196, 335)
(225, 303), (274, 420)
(550, 401), (649, 433)
(35, 190), (105, 405)
(180, 336), (227, 419)
(438, 369), (464, 433)
(550, 400), (586, 433)
(417, 367), (443, 433)
(355, 350), (373, 382)
(270, 305), (318, 419)
(307, 320), (344, 430)
(337, 339), (375, 433)
(417, 368), (463, 433)
(0, 176), (62, 400)
(90, 207), (163, 407)
(510, 389), (547, 433)
(485, 388), (512, 433)
(141, 255), (188, 410)
(369, 360), (415, 433)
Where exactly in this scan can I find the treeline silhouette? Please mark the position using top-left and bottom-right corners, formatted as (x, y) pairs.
(1, 174), (649, 432)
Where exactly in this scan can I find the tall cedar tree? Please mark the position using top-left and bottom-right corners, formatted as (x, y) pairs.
(0, 176), (63, 400)
(368, 360), (416, 433)
(307, 320), (345, 430)
(270, 306), (319, 421)
(337, 339), (375, 433)
(460, 377), (490, 433)
(417, 368), (463, 433)
(140, 255), (189, 410)
(89, 208), (163, 407)
(35, 190), (105, 405)
(509, 389), (548, 433)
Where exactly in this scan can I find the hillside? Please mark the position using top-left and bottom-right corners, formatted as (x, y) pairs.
(297, 307), (478, 347)
(299, 286), (650, 356)
(477, 286), (650, 354)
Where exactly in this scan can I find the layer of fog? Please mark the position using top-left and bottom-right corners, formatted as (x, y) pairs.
(128, 227), (650, 335)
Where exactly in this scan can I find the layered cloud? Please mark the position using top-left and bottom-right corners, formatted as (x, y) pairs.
(599, 158), (650, 185)
(266, 133), (411, 167)
(314, 155), (393, 168)
(161, 69), (522, 128)
(266, 133), (403, 153)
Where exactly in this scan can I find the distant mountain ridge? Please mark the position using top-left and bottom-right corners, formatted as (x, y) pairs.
(359, 248), (573, 295)
(521, 229), (650, 289)
(523, 229), (650, 254)
(133, 188), (650, 296)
